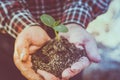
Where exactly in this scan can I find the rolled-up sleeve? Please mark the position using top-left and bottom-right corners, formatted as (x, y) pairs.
(61, 0), (111, 28)
(0, 1), (40, 38)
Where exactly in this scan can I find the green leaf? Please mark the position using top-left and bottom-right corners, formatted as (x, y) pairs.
(53, 24), (68, 33)
(53, 20), (60, 27)
(40, 14), (55, 27)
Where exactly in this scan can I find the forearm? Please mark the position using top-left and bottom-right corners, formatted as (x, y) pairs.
(61, 0), (111, 28)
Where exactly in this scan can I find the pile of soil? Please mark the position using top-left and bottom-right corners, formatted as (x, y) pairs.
(31, 37), (86, 78)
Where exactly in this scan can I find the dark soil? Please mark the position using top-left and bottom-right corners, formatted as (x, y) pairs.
(31, 37), (86, 78)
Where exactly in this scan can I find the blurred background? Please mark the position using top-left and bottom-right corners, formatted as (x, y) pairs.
(82, 0), (120, 80)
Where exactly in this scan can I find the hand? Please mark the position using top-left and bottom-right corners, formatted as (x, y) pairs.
(14, 26), (59, 80)
(59, 24), (101, 80)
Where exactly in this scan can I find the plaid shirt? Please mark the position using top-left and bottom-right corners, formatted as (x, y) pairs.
(0, 0), (110, 38)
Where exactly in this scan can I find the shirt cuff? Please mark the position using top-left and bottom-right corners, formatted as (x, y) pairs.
(5, 10), (40, 38)
(61, 2), (92, 28)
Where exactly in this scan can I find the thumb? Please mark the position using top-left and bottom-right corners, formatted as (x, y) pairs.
(15, 34), (30, 62)
(20, 48), (29, 62)
(62, 57), (90, 80)
(84, 39), (101, 62)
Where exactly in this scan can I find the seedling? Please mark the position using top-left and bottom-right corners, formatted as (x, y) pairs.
(31, 14), (86, 78)
(40, 14), (68, 40)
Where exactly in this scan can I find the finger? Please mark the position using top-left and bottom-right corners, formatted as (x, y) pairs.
(20, 48), (29, 61)
(29, 45), (41, 54)
(62, 57), (90, 79)
(74, 42), (84, 50)
(62, 68), (74, 80)
(13, 54), (43, 80)
(37, 70), (60, 80)
(15, 36), (30, 62)
(84, 38), (101, 62)
(71, 57), (90, 71)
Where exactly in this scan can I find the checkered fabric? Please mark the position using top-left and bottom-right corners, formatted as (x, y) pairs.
(0, 0), (110, 38)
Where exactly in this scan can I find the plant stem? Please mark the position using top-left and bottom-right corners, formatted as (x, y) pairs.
(54, 30), (60, 41)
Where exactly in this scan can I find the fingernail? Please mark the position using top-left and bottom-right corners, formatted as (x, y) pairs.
(20, 48), (27, 62)
(20, 52), (26, 61)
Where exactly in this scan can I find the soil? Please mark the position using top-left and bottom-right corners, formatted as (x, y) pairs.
(31, 37), (86, 78)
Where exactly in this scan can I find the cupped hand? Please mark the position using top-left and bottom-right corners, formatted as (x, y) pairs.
(14, 26), (59, 80)
(59, 24), (101, 80)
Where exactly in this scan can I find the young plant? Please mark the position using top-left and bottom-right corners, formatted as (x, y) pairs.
(40, 14), (68, 40)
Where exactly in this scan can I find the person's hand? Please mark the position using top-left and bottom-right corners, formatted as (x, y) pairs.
(59, 24), (101, 80)
(14, 26), (59, 80)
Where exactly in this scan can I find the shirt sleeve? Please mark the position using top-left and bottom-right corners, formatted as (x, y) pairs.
(0, 1), (40, 38)
(61, 0), (111, 28)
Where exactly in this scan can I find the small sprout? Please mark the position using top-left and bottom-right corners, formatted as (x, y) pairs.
(53, 24), (68, 33)
(53, 20), (60, 27)
(40, 14), (68, 40)
(40, 14), (55, 27)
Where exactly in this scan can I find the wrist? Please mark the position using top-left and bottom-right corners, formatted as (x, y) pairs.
(65, 23), (85, 32)
(19, 26), (44, 34)
(17, 26), (49, 39)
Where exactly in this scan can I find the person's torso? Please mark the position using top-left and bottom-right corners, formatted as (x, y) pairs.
(26, 0), (65, 22)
